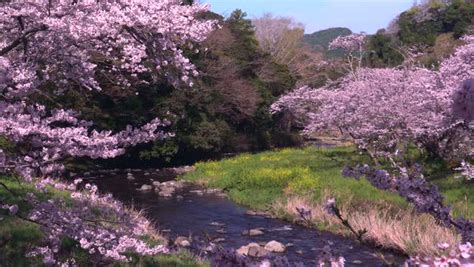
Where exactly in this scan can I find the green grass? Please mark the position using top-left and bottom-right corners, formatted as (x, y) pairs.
(142, 251), (209, 267)
(0, 175), (63, 266)
(0, 175), (207, 266)
(182, 146), (473, 218)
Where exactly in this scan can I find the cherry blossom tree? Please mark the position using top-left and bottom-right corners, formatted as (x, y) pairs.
(0, 0), (216, 263)
(274, 34), (474, 251)
(328, 33), (366, 76)
(0, 0), (216, 178)
(272, 35), (473, 168)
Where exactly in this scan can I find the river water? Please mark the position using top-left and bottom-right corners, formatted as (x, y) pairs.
(83, 168), (405, 266)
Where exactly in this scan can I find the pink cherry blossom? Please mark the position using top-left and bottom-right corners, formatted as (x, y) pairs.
(0, 0), (216, 263)
(272, 35), (473, 165)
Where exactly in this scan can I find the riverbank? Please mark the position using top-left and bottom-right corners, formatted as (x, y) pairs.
(181, 146), (473, 257)
(80, 168), (406, 266)
(0, 175), (208, 267)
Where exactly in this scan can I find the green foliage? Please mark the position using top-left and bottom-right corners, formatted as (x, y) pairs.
(136, 9), (297, 163)
(398, 0), (474, 46)
(0, 176), (69, 266)
(226, 9), (260, 64)
(443, 0), (474, 38)
(0, 136), (15, 152)
(365, 31), (404, 67)
(140, 139), (180, 162)
(183, 146), (407, 210)
(182, 146), (474, 217)
(398, 13), (441, 46)
(303, 27), (353, 58)
(38, 9), (297, 167)
(361, 0), (473, 68)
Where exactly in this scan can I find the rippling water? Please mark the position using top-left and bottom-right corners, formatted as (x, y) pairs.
(83, 169), (405, 266)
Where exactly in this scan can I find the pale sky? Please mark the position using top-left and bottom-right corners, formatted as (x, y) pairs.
(202, 0), (414, 34)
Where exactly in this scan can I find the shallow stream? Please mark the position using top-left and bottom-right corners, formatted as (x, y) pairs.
(83, 169), (405, 266)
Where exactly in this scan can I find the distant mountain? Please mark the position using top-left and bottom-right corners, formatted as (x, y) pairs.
(303, 27), (352, 58)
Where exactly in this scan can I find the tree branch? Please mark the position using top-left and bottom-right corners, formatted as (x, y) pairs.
(0, 24), (48, 57)
(0, 181), (16, 196)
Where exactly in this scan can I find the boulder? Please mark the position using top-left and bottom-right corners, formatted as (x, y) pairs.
(138, 184), (153, 191)
(152, 181), (161, 187)
(248, 245), (268, 258)
(264, 240), (286, 253)
(160, 180), (184, 189)
(248, 228), (264, 236)
(236, 243), (260, 256)
(174, 236), (191, 247)
(158, 186), (175, 197)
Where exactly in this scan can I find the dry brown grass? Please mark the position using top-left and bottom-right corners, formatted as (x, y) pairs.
(272, 195), (460, 256)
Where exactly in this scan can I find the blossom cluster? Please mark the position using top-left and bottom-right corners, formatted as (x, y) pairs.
(328, 33), (366, 52)
(273, 68), (446, 154)
(0, 0), (216, 92)
(455, 161), (474, 180)
(0, 101), (171, 179)
(1, 203), (18, 215)
(0, 1), (216, 264)
(342, 164), (473, 243)
(25, 177), (168, 264)
(272, 35), (473, 175)
(407, 242), (474, 266)
(0, 0), (216, 179)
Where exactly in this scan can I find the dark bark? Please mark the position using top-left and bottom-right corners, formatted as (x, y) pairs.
(0, 24), (48, 57)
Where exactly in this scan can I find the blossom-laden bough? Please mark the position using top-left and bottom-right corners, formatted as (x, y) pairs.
(0, 0), (216, 264)
(271, 34), (473, 177)
(26, 178), (168, 264)
(272, 34), (473, 265)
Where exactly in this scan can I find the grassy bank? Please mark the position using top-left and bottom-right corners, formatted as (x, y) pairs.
(182, 146), (473, 256)
(0, 175), (208, 267)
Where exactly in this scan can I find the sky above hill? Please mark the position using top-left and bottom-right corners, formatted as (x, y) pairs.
(203, 0), (414, 34)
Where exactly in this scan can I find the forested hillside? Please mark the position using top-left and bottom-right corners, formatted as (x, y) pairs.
(303, 27), (352, 58)
(269, 0), (474, 88)
(366, 0), (474, 67)
(38, 9), (299, 168)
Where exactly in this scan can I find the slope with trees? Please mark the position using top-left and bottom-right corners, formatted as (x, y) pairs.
(303, 27), (353, 59)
